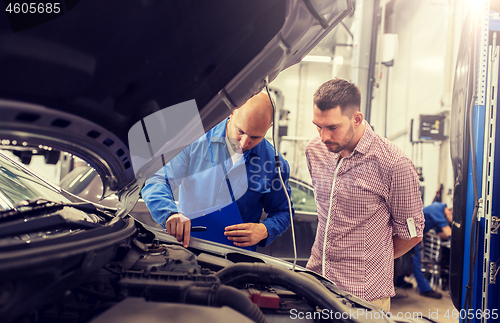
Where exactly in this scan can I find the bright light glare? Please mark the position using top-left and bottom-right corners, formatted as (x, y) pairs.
(466, 0), (485, 15)
(302, 55), (332, 63)
(332, 55), (344, 77)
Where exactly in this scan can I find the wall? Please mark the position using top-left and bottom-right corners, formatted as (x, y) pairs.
(372, 0), (451, 206)
(371, 0), (472, 206)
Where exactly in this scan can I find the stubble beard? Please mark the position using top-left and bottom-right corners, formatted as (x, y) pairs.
(324, 124), (354, 153)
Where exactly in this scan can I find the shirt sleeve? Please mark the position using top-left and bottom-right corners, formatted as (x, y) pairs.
(257, 156), (294, 247)
(141, 148), (190, 228)
(388, 156), (425, 239)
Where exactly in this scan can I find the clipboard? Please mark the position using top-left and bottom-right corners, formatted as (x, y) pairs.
(188, 201), (251, 250)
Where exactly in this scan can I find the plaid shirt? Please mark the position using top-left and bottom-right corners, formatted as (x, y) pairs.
(305, 122), (424, 301)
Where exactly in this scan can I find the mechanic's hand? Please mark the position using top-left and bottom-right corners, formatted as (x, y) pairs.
(224, 223), (268, 247)
(165, 213), (191, 248)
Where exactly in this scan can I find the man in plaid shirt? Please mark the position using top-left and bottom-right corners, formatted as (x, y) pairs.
(305, 79), (425, 312)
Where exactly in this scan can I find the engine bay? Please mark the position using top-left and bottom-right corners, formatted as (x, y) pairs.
(12, 223), (374, 323)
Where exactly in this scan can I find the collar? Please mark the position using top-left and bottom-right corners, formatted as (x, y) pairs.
(208, 118), (229, 144)
(353, 120), (373, 156)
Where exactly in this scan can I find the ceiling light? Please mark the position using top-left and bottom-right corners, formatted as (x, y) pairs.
(302, 55), (332, 63)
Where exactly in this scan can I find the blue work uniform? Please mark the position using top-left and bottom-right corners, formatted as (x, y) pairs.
(410, 202), (449, 292)
(423, 202), (449, 234)
(141, 118), (294, 250)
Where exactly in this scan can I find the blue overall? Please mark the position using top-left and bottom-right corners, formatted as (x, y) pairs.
(141, 118), (294, 251)
(189, 142), (249, 249)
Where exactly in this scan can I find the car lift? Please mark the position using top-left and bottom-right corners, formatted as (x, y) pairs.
(451, 1), (500, 321)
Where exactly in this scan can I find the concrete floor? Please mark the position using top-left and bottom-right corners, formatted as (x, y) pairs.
(391, 278), (458, 323)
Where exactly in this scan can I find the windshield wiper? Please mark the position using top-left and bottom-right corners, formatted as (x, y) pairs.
(0, 198), (112, 223)
(0, 198), (116, 238)
(0, 212), (102, 238)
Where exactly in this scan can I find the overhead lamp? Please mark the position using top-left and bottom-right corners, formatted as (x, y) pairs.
(302, 55), (332, 63)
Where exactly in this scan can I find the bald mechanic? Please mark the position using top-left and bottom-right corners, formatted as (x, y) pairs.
(305, 79), (425, 312)
(142, 92), (293, 250)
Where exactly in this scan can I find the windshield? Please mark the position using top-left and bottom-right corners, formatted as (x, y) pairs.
(0, 151), (70, 210)
(59, 164), (98, 196)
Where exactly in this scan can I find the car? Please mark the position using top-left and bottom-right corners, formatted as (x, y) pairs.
(0, 1), (432, 322)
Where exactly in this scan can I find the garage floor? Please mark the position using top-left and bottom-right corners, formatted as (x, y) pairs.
(391, 277), (458, 323)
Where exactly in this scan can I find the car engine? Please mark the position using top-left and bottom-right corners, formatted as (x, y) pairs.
(23, 234), (333, 323)
(5, 217), (387, 323)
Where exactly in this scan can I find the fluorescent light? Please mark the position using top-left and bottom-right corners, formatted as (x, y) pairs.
(333, 56), (344, 65)
(466, 0), (485, 15)
(302, 55), (332, 63)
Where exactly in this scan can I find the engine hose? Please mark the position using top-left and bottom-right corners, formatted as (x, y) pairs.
(214, 263), (390, 322)
(185, 285), (267, 323)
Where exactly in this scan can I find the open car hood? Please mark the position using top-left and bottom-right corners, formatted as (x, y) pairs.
(0, 0), (352, 215)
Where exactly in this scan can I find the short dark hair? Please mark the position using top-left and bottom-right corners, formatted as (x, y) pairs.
(313, 79), (361, 116)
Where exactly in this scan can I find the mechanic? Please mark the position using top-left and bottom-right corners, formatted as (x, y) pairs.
(304, 78), (425, 312)
(141, 92), (293, 251)
(423, 202), (452, 239)
(396, 202), (452, 299)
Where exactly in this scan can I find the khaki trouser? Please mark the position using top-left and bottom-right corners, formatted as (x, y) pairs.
(370, 297), (391, 313)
